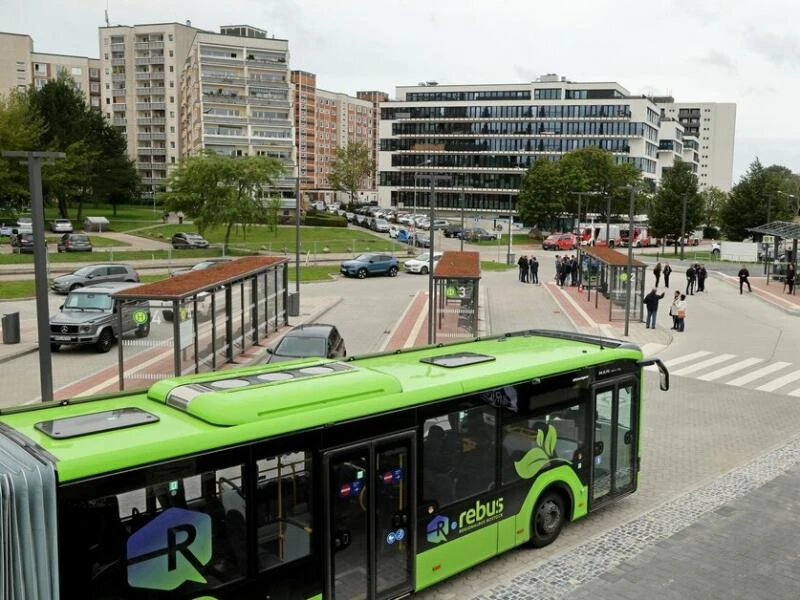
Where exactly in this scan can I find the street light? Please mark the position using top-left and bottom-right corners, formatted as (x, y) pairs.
(623, 185), (638, 337)
(680, 192), (688, 261)
(413, 158), (432, 233)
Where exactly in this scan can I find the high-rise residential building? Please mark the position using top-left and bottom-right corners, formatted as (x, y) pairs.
(290, 71), (384, 204)
(180, 26), (294, 190)
(379, 75), (663, 216)
(357, 90), (389, 191)
(654, 98), (736, 191)
(0, 32), (100, 108)
(98, 22), (198, 193)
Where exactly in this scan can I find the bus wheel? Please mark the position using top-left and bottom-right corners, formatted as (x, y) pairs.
(530, 491), (565, 548)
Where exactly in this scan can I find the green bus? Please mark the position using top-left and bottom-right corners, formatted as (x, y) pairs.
(0, 330), (667, 600)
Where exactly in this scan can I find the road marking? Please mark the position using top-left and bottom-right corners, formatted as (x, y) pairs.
(727, 362), (792, 387)
(661, 351), (713, 368)
(672, 354), (736, 376)
(757, 369), (800, 392)
(405, 293), (429, 348)
(697, 357), (764, 382)
(788, 387), (800, 397)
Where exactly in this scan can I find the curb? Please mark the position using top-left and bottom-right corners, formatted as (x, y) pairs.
(0, 344), (38, 365)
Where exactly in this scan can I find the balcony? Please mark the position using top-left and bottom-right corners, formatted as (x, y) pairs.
(136, 102), (166, 110)
(111, 118), (127, 127)
(202, 74), (246, 85)
(110, 42), (126, 50)
(203, 93), (248, 105)
(136, 132), (167, 141)
(138, 148), (167, 155)
(203, 114), (247, 125)
(149, 41), (165, 50)
(111, 73), (127, 82)
(136, 87), (165, 95)
(200, 54), (243, 65)
(111, 58), (126, 66)
(135, 72), (161, 81)
(149, 55), (165, 65)
(142, 177), (165, 185)
(247, 96), (290, 108)
(112, 103), (127, 111)
(136, 117), (167, 125)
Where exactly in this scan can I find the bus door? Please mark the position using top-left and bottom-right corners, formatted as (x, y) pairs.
(323, 431), (415, 600)
(590, 378), (637, 508)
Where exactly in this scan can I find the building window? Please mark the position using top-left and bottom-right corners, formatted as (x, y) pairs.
(169, 50), (174, 57)
(170, 96), (174, 103)
(169, 66), (174, 72)
(168, 34), (174, 41)
(170, 111), (175, 117)
(170, 141), (175, 148)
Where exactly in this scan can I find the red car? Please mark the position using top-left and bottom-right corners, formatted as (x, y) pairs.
(542, 233), (578, 251)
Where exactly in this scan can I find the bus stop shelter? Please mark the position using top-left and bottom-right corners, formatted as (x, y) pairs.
(433, 251), (481, 342)
(113, 256), (289, 391)
(747, 221), (799, 291)
(577, 246), (648, 322)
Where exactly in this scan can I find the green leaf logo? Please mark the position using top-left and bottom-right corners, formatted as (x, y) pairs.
(514, 425), (565, 480)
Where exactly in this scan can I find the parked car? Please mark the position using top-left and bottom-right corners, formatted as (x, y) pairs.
(462, 227), (495, 242)
(172, 232), (210, 249)
(443, 224), (464, 238)
(0, 223), (14, 237)
(57, 233), (93, 253)
(50, 263), (140, 294)
(15, 217), (33, 234)
(430, 219), (450, 230)
(49, 281), (149, 353)
(10, 232), (36, 253)
(340, 253), (399, 279)
(404, 251), (443, 274)
(372, 218), (390, 233)
(542, 233), (579, 251)
(171, 257), (233, 277)
(50, 219), (74, 233)
(412, 232), (431, 248)
(264, 323), (346, 364)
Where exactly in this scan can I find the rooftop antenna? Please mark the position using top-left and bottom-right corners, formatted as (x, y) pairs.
(104, 0), (110, 26)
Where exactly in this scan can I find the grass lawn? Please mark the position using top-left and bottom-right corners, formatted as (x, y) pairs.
(135, 223), (404, 254)
(480, 261), (516, 271)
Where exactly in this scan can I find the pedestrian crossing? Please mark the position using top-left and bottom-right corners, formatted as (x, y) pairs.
(647, 351), (800, 397)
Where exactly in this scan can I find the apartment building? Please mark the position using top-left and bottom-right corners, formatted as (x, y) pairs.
(379, 75), (663, 215)
(290, 71), (384, 204)
(654, 98), (736, 191)
(98, 22), (197, 193)
(180, 26), (294, 190)
(0, 32), (100, 108)
(357, 90), (389, 192)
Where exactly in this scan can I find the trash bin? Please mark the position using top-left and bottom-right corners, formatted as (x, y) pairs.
(2, 312), (20, 344)
(287, 293), (300, 317)
(506, 252), (516, 266)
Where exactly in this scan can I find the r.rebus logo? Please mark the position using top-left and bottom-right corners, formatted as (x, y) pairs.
(425, 497), (505, 545)
(126, 507), (212, 591)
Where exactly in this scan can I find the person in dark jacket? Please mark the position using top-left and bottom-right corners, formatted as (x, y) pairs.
(529, 256), (539, 284)
(787, 263), (796, 295)
(643, 288), (665, 329)
(685, 265), (696, 295)
(663, 263), (672, 287)
(653, 262), (662, 287)
(517, 255), (529, 282)
(738, 265), (751, 294)
(697, 264), (708, 293)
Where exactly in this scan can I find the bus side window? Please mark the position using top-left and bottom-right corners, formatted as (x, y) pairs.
(255, 451), (313, 571)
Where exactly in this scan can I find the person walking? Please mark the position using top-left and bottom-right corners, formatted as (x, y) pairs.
(643, 288), (665, 329)
(669, 290), (681, 329)
(786, 263), (796, 295)
(653, 262), (662, 287)
(738, 265), (752, 294)
(554, 255), (561, 283)
(675, 294), (687, 332)
(517, 255), (529, 283)
(529, 256), (540, 285)
(685, 265), (696, 295)
(663, 263), (672, 288)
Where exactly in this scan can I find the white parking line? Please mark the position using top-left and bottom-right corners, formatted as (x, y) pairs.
(697, 357), (764, 382)
(727, 362), (792, 387)
(672, 354), (737, 377)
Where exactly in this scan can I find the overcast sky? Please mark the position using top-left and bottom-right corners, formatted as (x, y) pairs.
(2, 0), (797, 181)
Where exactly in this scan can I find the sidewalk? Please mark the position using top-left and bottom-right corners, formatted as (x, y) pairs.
(713, 271), (800, 314)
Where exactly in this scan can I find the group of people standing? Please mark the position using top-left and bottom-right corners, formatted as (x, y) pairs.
(516, 255), (540, 284)
(643, 288), (687, 332)
(554, 255), (579, 287)
(684, 263), (708, 295)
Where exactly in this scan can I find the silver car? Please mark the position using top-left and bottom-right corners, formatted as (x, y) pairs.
(50, 264), (140, 294)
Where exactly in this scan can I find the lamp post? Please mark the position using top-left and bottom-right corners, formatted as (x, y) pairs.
(413, 158), (432, 233)
(623, 185), (637, 337)
(679, 192), (688, 261)
(295, 174), (301, 297)
(428, 178), (436, 344)
(460, 189), (465, 252)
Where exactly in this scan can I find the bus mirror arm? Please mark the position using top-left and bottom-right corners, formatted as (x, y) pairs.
(637, 357), (669, 391)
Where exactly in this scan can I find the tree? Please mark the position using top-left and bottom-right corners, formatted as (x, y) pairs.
(0, 89), (45, 211)
(328, 142), (374, 204)
(29, 74), (138, 216)
(719, 158), (794, 241)
(698, 186), (728, 233)
(160, 152), (284, 249)
(648, 159), (703, 252)
(517, 158), (567, 229)
(265, 194), (282, 233)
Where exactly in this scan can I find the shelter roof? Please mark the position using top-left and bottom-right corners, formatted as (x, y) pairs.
(747, 221), (800, 240)
(434, 251), (481, 279)
(581, 246), (646, 267)
(113, 256), (287, 300)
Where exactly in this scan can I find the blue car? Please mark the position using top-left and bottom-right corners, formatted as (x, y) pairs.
(340, 253), (399, 279)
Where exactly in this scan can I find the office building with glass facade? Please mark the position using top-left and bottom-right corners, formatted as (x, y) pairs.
(378, 75), (665, 216)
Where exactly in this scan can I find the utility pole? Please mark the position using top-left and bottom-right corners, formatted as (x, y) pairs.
(680, 192), (687, 261)
(428, 178), (436, 344)
(460, 190), (465, 252)
(624, 185), (637, 337)
(3, 151), (65, 403)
